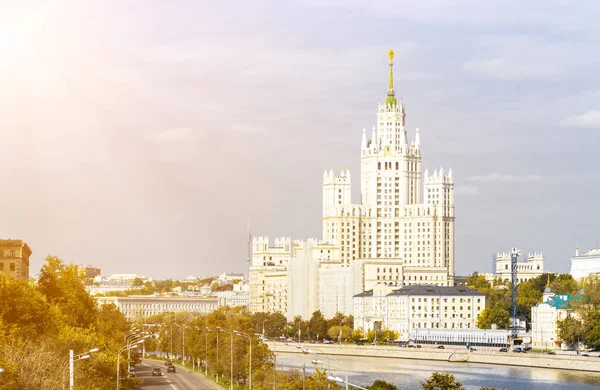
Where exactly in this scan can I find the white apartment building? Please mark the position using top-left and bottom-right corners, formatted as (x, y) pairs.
(570, 246), (600, 280)
(492, 251), (546, 283)
(353, 285), (485, 341)
(531, 287), (575, 349)
(96, 295), (220, 321)
(249, 49), (456, 320)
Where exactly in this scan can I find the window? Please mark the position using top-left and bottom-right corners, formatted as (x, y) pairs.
(0, 263), (3, 271)
(10, 263), (15, 272)
(10, 250), (15, 257)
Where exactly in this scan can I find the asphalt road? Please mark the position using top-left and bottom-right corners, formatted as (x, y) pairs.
(136, 360), (222, 390)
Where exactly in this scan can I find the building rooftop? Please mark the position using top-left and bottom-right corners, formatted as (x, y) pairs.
(353, 290), (374, 298)
(387, 285), (485, 297)
(354, 285), (484, 298)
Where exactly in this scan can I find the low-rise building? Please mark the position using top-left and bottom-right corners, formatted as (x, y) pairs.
(354, 284), (486, 341)
(0, 239), (32, 280)
(96, 295), (220, 321)
(410, 328), (508, 348)
(570, 246), (600, 280)
(85, 266), (101, 279)
(531, 287), (576, 350)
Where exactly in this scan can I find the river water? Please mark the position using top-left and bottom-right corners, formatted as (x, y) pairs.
(276, 352), (600, 389)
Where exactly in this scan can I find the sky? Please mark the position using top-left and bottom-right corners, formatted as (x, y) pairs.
(0, 0), (599, 279)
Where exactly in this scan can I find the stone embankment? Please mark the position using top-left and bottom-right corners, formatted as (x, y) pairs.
(268, 342), (600, 373)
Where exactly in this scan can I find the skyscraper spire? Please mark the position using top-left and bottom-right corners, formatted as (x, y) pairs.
(386, 49), (397, 108)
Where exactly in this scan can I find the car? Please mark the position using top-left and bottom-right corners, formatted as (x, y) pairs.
(128, 371), (136, 378)
(523, 347), (533, 351)
(165, 360), (172, 366)
(547, 351), (556, 355)
(499, 348), (508, 352)
(581, 354), (590, 357)
(356, 341), (364, 346)
(436, 345), (445, 349)
(167, 365), (176, 373)
(469, 347), (477, 352)
(513, 348), (523, 353)
(323, 340), (334, 344)
(152, 368), (162, 376)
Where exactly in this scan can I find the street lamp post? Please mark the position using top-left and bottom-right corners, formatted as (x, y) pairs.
(117, 339), (145, 390)
(176, 324), (187, 365)
(218, 327), (234, 390)
(61, 348), (99, 390)
(304, 348), (348, 390)
(234, 330), (252, 390)
(204, 328), (210, 376)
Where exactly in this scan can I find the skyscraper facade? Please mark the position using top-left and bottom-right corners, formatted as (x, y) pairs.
(250, 50), (455, 320)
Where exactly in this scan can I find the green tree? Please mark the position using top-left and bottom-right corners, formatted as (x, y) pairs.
(38, 255), (98, 328)
(309, 311), (328, 340)
(369, 379), (399, 390)
(465, 273), (491, 292)
(582, 311), (600, 350)
(132, 277), (144, 287)
(421, 372), (465, 390)
(557, 316), (583, 347)
(477, 306), (511, 329)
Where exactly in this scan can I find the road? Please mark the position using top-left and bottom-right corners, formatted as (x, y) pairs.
(135, 360), (222, 390)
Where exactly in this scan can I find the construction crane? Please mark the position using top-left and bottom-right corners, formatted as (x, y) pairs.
(510, 247), (521, 339)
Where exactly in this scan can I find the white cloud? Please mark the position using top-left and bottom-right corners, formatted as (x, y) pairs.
(231, 123), (268, 134)
(145, 128), (195, 143)
(467, 173), (542, 183)
(462, 58), (558, 80)
(454, 186), (481, 196)
(560, 110), (600, 129)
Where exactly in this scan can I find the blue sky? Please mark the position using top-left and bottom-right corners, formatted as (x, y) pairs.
(0, 0), (599, 278)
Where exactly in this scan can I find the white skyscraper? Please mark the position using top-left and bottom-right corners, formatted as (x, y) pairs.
(250, 49), (456, 320)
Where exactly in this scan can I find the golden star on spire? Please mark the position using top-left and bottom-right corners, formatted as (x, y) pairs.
(388, 48), (394, 62)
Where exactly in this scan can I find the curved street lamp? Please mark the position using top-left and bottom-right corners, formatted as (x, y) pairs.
(217, 327), (234, 390)
(62, 348), (99, 390)
(234, 330), (252, 390)
(303, 348), (348, 390)
(117, 338), (145, 390)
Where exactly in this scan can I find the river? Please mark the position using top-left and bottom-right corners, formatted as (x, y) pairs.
(276, 352), (600, 389)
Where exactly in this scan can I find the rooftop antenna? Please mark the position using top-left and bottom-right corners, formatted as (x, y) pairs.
(246, 203), (252, 276)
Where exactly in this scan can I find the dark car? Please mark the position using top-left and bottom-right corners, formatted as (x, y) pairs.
(523, 346), (532, 351)
(548, 351), (556, 355)
(356, 341), (364, 346)
(513, 347), (523, 353)
(436, 345), (445, 349)
(167, 365), (176, 373)
(152, 368), (162, 376)
(581, 354), (590, 357)
(499, 348), (508, 352)
(165, 360), (172, 366)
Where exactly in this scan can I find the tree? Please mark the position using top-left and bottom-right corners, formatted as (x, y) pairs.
(309, 311), (328, 340)
(465, 273), (491, 292)
(557, 316), (583, 347)
(582, 311), (600, 350)
(132, 277), (144, 287)
(477, 306), (511, 329)
(421, 372), (465, 390)
(38, 255), (98, 328)
(369, 379), (399, 390)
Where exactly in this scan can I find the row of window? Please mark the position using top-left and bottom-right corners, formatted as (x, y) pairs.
(0, 262), (16, 272)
